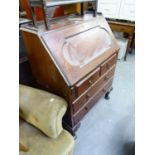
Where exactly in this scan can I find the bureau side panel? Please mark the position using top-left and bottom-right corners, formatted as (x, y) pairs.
(21, 31), (74, 126)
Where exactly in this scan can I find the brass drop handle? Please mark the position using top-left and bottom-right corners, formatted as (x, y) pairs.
(104, 76), (109, 81)
(86, 93), (90, 99)
(88, 80), (93, 86)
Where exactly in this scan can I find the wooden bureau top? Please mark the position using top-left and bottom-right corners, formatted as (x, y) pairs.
(21, 16), (119, 86)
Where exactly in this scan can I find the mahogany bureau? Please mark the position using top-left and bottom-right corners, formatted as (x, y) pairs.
(21, 15), (119, 135)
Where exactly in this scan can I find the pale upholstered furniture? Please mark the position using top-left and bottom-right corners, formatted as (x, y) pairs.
(19, 84), (74, 155)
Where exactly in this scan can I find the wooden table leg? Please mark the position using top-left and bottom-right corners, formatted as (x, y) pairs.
(81, 3), (84, 16)
(93, 1), (97, 17)
(130, 33), (135, 53)
(41, 0), (51, 30)
(124, 34), (133, 61)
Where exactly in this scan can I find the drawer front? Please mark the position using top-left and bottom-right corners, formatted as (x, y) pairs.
(75, 67), (100, 97)
(100, 54), (117, 75)
(97, 4), (120, 18)
(73, 78), (113, 125)
(73, 66), (115, 114)
(124, 0), (134, 5)
(93, 67), (115, 94)
(119, 4), (135, 21)
(73, 88), (93, 114)
(99, 0), (121, 4)
(109, 23), (134, 33)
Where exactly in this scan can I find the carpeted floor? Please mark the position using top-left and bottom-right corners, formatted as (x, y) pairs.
(74, 52), (135, 155)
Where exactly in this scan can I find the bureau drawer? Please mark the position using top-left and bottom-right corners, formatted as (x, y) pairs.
(73, 78), (113, 125)
(124, 0), (134, 5)
(109, 23), (134, 33)
(99, 4), (117, 15)
(100, 54), (117, 75)
(119, 4), (135, 21)
(73, 66), (115, 114)
(94, 67), (115, 93)
(98, 3), (120, 18)
(99, 0), (120, 4)
(75, 67), (100, 96)
(73, 87), (93, 114)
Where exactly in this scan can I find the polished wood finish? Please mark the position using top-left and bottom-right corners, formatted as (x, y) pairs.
(41, 19), (118, 86)
(21, 15), (119, 134)
(75, 67), (100, 96)
(107, 20), (135, 61)
(100, 53), (117, 75)
(73, 66), (115, 114)
(73, 78), (113, 125)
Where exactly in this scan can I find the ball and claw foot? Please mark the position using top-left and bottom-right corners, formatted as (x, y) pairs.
(104, 91), (110, 100)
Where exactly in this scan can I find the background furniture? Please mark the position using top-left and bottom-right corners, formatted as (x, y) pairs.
(97, 0), (135, 21)
(107, 20), (135, 61)
(27, 0), (97, 29)
(21, 0), (91, 22)
(21, 15), (119, 135)
(19, 84), (74, 155)
(97, 0), (135, 60)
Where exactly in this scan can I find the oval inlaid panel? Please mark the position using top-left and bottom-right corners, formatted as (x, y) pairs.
(62, 26), (112, 67)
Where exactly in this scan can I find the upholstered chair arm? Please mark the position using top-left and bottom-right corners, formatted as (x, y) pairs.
(19, 84), (67, 138)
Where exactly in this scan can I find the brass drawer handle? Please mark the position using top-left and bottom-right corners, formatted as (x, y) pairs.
(86, 94), (90, 99)
(104, 76), (109, 81)
(88, 80), (93, 86)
